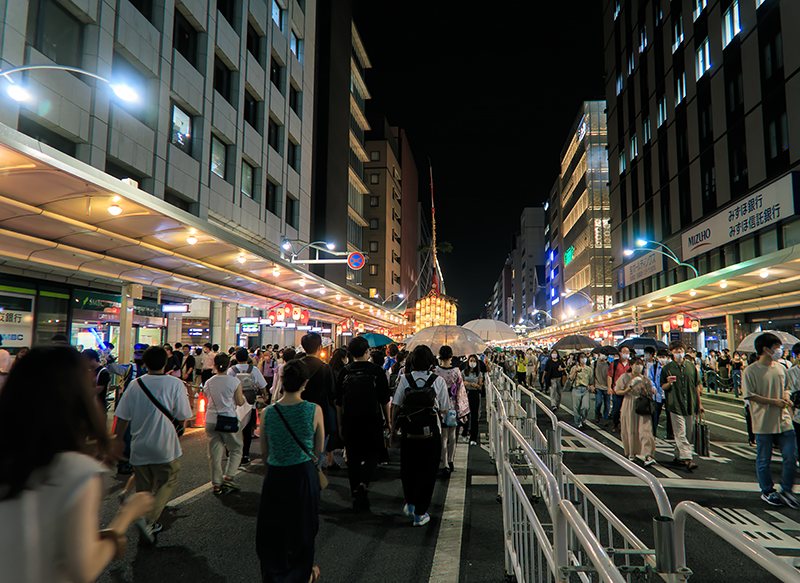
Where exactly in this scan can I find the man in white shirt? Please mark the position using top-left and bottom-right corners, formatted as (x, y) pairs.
(114, 345), (193, 542)
(228, 348), (268, 465)
(743, 333), (798, 508)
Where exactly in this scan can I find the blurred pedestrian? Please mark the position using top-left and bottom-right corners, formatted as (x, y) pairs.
(745, 333), (797, 507)
(0, 345), (154, 582)
(649, 349), (670, 437)
(84, 349), (111, 412)
(10, 346), (28, 370)
(260, 350), (278, 395)
(257, 360), (324, 583)
(299, 334), (336, 467)
(608, 347), (631, 432)
(113, 346), (193, 542)
(568, 353), (593, 429)
(200, 343), (214, 385)
(515, 350), (527, 387)
(590, 353), (610, 424)
(391, 345), (450, 526)
(435, 345), (469, 474)
(229, 348), (268, 466)
(462, 355), (484, 445)
(205, 353), (246, 494)
(616, 357), (656, 466)
(544, 350), (565, 411)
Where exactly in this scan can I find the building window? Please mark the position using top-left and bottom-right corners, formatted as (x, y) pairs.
(631, 134), (639, 160)
(171, 104), (192, 154)
(722, 1), (741, 48)
(241, 162), (254, 198)
(369, 241), (378, 252)
(243, 90), (260, 132)
(644, 118), (651, 142)
(370, 174), (379, 185)
(246, 22), (261, 62)
(619, 150), (627, 174)
(693, 0), (707, 21)
(696, 37), (711, 79)
(26, 0), (84, 69)
(639, 25), (648, 53)
(616, 73), (623, 95)
(289, 85), (301, 116)
(627, 53), (635, 76)
(211, 136), (226, 179)
(266, 180), (279, 216)
(130, 0), (153, 22)
(271, 0), (283, 32)
(214, 56), (233, 104)
(173, 11), (198, 68)
(287, 141), (299, 171)
(285, 195), (298, 229)
(766, 111), (789, 160)
(761, 27), (784, 81)
(672, 14), (684, 53)
(290, 30), (303, 62)
(370, 196), (379, 207)
(369, 264), (378, 276)
(270, 57), (283, 93)
(657, 96), (667, 127)
(614, 1), (621, 20)
(370, 218), (379, 229)
(268, 118), (280, 152)
(218, 0), (234, 26)
(675, 72), (687, 105)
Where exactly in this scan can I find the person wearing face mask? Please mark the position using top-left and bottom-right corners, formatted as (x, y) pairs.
(649, 350), (670, 437)
(525, 349), (537, 387)
(590, 353), (611, 425)
(660, 341), (704, 471)
(731, 351), (744, 397)
(462, 355), (484, 445)
(544, 351), (566, 411)
(615, 357), (656, 466)
(607, 347), (632, 432)
(743, 333), (798, 507)
(568, 353), (593, 429)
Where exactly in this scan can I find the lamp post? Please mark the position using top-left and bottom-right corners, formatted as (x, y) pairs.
(531, 309), (559, 327)
(281, 238), (355, 265)
(624, 239), (699, 277)
(1, 64), (138, 103)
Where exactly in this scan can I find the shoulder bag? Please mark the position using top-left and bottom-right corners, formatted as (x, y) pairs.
(138, 378), (185, 437)
(274, 405), (328, 490)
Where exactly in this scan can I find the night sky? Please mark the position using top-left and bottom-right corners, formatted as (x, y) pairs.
(354, 1), (606, 322)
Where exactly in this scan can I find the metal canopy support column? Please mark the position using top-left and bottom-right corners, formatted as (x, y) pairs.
(118, 284), (135, 365)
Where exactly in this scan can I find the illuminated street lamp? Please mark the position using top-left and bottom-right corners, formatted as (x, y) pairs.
(624, 238), (699, 277)
(1, 64), (138, 103)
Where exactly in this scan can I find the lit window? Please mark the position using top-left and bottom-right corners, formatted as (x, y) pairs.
(722, 1), (741, 48)
(631, 135), (639, 160)
(370, 151), (380, 161)
(369, 264), (378, 276)
(756, 0), (765, 7)
(211, 136), (226, 179)
(241, 161), (254, 198)
(696, 37), (711, 79)
(614, 0), (621, 20)
(693, 0), (707, 21)
(271, 0), (283, 32)
(290, 30), (303, 62)
(370, 173), (379, 184)
(369, 241), (378, 252)
(639, 26), (648, 53)
(672, 14), (684, 53)
(676, 72), (687, 105)
(616, 73), (623, 95)
(628, 53), (635, 76)
(619, 150), (627, 174)
(370, 195), (379, 207)
(171, 104), (192, 154)
(657, 96), (668, 127)
(643, 118), (652, 142)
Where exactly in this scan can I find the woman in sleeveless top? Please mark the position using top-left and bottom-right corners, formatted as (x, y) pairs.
(257, 360), (324, 583)
(0, 345), (153, 582)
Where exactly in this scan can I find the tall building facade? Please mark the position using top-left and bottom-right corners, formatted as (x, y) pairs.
(546, 102), (611, 323)
(394, 127), (420, 301)
(515, 207), (548, 324)
(310, 0), (370, 292)
(363, 116), (403, 302)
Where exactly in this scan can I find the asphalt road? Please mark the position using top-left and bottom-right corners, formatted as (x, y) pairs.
(517, 379), (800, 583)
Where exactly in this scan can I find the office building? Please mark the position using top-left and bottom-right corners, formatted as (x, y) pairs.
(514, 207), (548, 326)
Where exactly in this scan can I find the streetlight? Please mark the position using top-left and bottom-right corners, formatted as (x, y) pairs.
(624, 238), (699, 277)
(380, 292), (405, 306)
(531, 309), (559, 326)
(1, 64), (138, 103)
(281, 238), (345, 264)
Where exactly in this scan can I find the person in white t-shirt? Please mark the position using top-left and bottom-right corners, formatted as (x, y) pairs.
(228, 348), (268, 465)
(205, 353), (246, 494)
(114, 346), (192, 543)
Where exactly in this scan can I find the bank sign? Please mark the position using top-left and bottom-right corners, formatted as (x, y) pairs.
(682, 174), (797, 260)
(618, 251), (663, 289)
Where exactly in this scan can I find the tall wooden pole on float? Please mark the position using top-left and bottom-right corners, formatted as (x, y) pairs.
(429, 159), (440, 296)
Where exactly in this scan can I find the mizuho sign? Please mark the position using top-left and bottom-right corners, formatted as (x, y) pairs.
(681, 174), (796, 260)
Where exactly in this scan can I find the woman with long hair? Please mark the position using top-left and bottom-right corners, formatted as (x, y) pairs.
(462, 354), (484, 445)
(435, 345), (469, 474)
(615, 356), (656, 466)
(257, 360), (324, 583)
(0, 345), (153, 582)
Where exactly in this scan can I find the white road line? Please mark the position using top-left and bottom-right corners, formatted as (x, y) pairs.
(428, 441), (470, 583)
(472, 474), (762, 492)
(703, 418), (750, 436)
(166, 459), (264, 508)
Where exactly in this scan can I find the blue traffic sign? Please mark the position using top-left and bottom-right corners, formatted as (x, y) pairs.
(347, 251), (366, 270)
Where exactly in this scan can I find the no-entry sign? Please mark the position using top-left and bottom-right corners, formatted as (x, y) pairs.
(347, 251), (366, 270)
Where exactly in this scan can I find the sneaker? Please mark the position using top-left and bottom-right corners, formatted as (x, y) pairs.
(135, 518), (155, 544)
(762, 492), (784, 506)
(213, 485), (227, 496)
(685, 460), (698, 471)
(449, 462), (455, 473)
(644, 456), (655, 467)
(413, 513), (431, 526)
(240, 456), (251, 466)
(150, 523), (163, 535)
(402, 503), (415, 517)
(628, 455), (636, 462)
(222, 479), (241, 492)
(469, 441), (477, 446)
(779, 491), (800, 509)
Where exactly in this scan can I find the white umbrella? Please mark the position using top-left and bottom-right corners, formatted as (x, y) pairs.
(736, 330), (800, 353)
(405, 325), (487, 356)
(462, 319), (518, 342)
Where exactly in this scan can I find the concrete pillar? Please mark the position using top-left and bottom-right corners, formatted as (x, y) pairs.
(211, 301), (225, 347)
(166, 313), (182, 344)
(226, 303), (238, 350)
(119, 286), (134, 365)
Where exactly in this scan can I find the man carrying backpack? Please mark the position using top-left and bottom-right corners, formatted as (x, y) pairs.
(228, 348), (268, 465)
(335, 336), (392, 511)
(390, 345), (450, 527)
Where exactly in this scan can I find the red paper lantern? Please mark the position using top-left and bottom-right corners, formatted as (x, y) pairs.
(267, 310), (277, 324)
(300, 310), (310, 324)
(292, 306), (302, 321)
(276, 309), (285, 322)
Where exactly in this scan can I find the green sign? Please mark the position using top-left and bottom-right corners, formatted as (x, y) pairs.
(564, 245), (575, 266)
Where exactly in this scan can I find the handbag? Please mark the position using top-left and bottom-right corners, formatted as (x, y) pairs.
(274, 405), (328, 490)
(138, 378), (185, 437)
(634, 395), (656, 416)
(694, 413), (710, 457)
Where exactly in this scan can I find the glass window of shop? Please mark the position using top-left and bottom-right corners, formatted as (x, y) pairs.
(35, 287), (70, 345)
(0, 292), (35, 355)
(182, 318), (211, 347)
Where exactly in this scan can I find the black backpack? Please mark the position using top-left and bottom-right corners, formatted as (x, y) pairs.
(398, 373), (439, 439)
(341, 368), (381, 418)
